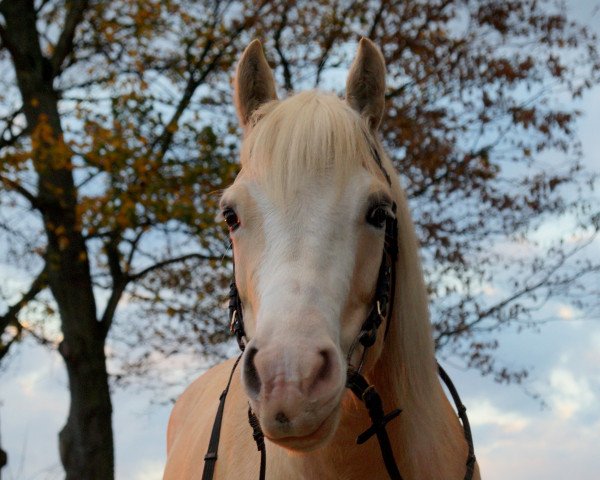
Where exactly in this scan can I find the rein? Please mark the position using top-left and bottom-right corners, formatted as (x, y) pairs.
(202, 146), (476, 479)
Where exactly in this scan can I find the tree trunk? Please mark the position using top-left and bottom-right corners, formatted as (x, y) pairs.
(59, 340), (114, 480)
(0, 1), (114, 478)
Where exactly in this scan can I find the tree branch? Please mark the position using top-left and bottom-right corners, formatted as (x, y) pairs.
(0, 129), (25, 150)
(0, 173), (43, 210)
(35, 0), (54, 14)
(368, 0), (387, 39)
(0, 333), (18, 359)
(273, 10), (293, 92)
(0, 21), (11, 53)
(127, 253), (221, 282)
(98, 250), (222, 336)
(50, 0), (89, 77)
(150, 0), (271, 160)
(0, 106), (25, 149)
(314, 1), (359, 87)
(0, 266), (47, 334)
(0, 2), (28, 62)
(437, 234), (599, 342)
(0, 315), (56, 359)
(99, 235), (127, 337)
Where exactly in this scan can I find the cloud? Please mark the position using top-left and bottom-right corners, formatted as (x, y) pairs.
(556, 304), (576, 320)
(133, 460), (164, 480)
(549, 368), (596, 420)
(463, 318), (600, 480)
(469, 399), (531, 433)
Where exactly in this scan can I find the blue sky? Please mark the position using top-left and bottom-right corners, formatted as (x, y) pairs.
(1, 2), (600, 479)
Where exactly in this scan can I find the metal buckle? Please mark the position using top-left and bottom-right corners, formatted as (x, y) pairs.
(229, 309), (238, 334)
(357, 346), (368, 374)
(376, 300), (387, 323)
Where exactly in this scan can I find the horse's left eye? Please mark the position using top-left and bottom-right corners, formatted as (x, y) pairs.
(366, 205), (388, 229)
(223, 207), (240, 231)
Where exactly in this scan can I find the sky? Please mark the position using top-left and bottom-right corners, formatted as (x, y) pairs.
(1, 2), (600, 480)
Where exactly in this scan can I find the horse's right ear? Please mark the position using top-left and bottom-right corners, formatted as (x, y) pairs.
(346, 38), (386, 131)
(234, 40), (278, 128)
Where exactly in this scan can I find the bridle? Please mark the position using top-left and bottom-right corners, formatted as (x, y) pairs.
(202, 145), (476, 480)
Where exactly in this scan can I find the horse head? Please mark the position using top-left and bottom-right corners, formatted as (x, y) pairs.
(220, 38), (398, 451)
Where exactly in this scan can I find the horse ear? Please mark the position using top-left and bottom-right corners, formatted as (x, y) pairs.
(234, 40), (278, 127)
(346, 38), (386, 130)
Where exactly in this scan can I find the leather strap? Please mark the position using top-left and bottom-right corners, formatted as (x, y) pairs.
(346, 368), (403, 480)
(229, 267), (246, 351)
(437, 363), (476, 480)
(247, 407), (266, 480)
(202, 354), (243, 480)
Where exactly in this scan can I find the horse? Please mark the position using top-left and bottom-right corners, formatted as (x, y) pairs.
(163, 38), (481, 480)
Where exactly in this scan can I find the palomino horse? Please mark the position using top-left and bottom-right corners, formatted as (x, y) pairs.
(164, 38), (480, 480)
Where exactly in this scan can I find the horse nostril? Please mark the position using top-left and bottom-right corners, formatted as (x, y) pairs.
(309, 348), (334, 396)
(275, 411), (289, 425)
(243, 346), (261, 397)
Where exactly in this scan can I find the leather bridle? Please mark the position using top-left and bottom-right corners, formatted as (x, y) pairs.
(202, 145), (476, 480)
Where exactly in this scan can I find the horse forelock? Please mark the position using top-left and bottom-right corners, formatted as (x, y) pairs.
(240, 90), (385, 203)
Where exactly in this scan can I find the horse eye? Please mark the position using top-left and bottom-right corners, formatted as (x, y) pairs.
(366, 205), (388, 229)
(223, 207), (240, 231)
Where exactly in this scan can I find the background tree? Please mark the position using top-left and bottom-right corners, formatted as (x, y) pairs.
(0, 0), (598, 478)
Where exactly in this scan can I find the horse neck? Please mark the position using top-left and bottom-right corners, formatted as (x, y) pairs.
(369, 338), (468, 479)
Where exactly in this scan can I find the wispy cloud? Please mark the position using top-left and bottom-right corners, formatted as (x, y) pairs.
(549, 368), (595, 420)
(469, 399), (531, 433)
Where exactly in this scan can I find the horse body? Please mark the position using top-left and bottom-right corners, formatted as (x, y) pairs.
(164, 39), (480, 480)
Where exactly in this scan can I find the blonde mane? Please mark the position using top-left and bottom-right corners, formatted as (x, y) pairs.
(241, 91), (384, 202)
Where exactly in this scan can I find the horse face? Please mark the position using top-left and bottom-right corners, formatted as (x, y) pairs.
(224, 38), (389, 451)
(221, 168), (392, 450)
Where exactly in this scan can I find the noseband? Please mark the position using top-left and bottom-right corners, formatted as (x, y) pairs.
(202, 146), (476, 480)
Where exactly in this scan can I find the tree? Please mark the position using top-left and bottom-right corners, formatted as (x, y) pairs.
(0, 0), (255, 478)
(0, 0), (598, 478)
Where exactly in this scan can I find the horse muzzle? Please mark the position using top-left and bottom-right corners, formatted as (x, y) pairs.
(241, 338), (346, 451)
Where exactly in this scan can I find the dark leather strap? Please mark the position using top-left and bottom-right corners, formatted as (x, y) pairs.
(202, 354), (243, 480)
(347, 202), (399, 369)
(346, 365), (476, 480)
(346, 368), (403, 480)
(229, 272), (246, 351)
(247, 407), (266, 480)
(369, 142), (391, 185)
(437, 363), (476, 480)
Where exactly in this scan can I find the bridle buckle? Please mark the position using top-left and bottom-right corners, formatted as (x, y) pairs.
(229, 309), (238, 334)
(376, 300), (387, 322)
